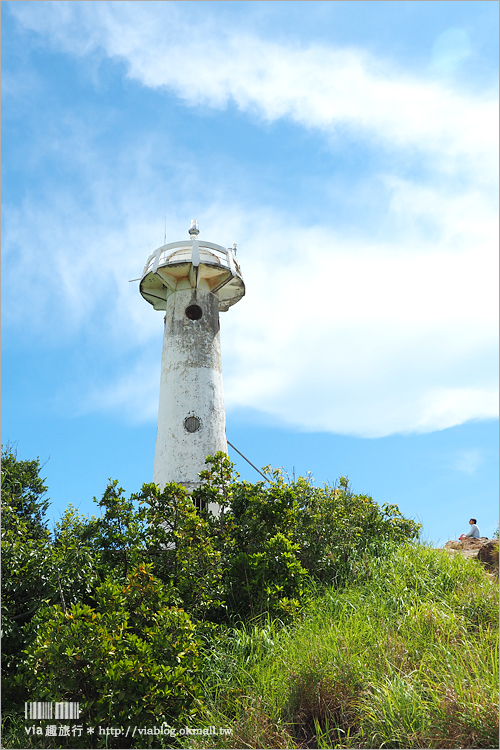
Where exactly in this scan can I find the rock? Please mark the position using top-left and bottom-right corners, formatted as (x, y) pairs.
(477, 540), (499, 572)
(441, 538), (499, 569)
(444, 538), (482, 551)
(446, 536), (486, 550)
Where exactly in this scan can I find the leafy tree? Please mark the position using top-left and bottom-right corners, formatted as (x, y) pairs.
(1, 451), (100, 712)
(196, 455), (421, 614)
(228, 532), (308, 619)
(84, 480), (148, 581)
(21, 565), (201, 747)
(74, 477), (227, 621)
(1, 446), (54, 709)
(52, 504), (100, 609)
(1, 504), (53, 710)
(1, 443), (50, 539)
(291, 475), (421, 584)
(227, 473), (301, 553)
(4, 445), (422, 739)
(135, 482), (226, 622)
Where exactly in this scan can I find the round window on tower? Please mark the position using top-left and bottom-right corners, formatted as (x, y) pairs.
(185, 304), (203, 321)
(184, 416), (201, 433)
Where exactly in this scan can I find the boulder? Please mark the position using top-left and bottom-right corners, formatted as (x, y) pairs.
(445, 537), (487, 551)
(477, 540), (499, 572)
(442, 538), (499, 569)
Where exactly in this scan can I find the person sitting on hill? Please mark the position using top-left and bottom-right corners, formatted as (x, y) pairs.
(459, 518), (480, 541)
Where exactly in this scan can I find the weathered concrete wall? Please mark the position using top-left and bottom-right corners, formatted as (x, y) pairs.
(153, 287), (227, 491)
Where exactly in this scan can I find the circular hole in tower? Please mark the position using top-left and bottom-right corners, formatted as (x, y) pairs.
(184, 416), (201, 433)
(185, 304), (203, 321)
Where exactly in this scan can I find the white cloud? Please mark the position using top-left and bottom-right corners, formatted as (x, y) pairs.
(79, 358), (161, 424)
(449, 448), (485, 475)
(431, 28), (472, 76)
(4, 1), (498, 437)
(9, 1), (498, 182)
(5, 186), (497, 436)
(218, 200), (497, 437)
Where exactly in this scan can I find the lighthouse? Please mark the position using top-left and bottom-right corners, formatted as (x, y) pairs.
(139, 221), (245, 492)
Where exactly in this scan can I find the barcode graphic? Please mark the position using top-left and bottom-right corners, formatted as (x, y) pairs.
(25, 702), (80, 720)
(25, 702), (52, 720)
(55, 702), (80, 719)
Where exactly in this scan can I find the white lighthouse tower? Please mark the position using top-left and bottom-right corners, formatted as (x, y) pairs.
(139, 221), (245, 492)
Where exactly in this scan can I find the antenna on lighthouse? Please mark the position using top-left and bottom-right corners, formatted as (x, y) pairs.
(164, 187), (167, 245)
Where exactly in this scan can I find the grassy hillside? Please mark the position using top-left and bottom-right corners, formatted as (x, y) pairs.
(2, 448), (497, 749)
(187, 543), (498, 749)
(3, 542), (497, 749)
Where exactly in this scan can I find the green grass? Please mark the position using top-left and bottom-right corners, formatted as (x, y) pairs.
(186, 543), (498, 749)
(2, 543), (497, 749)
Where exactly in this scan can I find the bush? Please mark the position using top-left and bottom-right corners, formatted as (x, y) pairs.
(1, 446), (54, 711)
(135, 482), (226, 622)
(197, 455), (421, 615)
(21, 566), (201, 747)
(1, 444), (50, 540)
(4, 447), (425, 746)
(227, 532), (308, 619)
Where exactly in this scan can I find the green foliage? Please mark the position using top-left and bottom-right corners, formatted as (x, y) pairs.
(135, 482), (226, 622)
(86, 480), (148, 580)
(291, 475), (421, 585)
(1, 444), (50, 539)
(1, 504), (52, 710)
(188, 544), (498, 750)
(227, 533), (308, 619)
(226, 468), (300, 553)
(4, 446), (428, 748)
(2, 482), (99, 710)
(52, 505), (100, 609)
(196, 455), (420, 618)
(1, 446), (54, 710)
(21, 566), (201, 746)
(195, 451), (236, 516)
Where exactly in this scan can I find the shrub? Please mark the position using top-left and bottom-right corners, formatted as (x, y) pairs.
(197, 454), (421, 619)
(1, 446), (55, 711)
(227, 532), (308, 619)
(1, 444), (50, 540)
(4, 447), (426, 745)
(21, 566), (201, 746)
(135, 482), (226, 622)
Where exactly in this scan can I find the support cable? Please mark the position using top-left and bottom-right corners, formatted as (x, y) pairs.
(227, 440), (269, 482)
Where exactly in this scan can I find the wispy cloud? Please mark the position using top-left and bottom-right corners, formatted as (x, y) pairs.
(450, 448), (485, 476)
(219, 201), (497, 436)
(4, 1), (498, 437)
(9, 1), (498, 178)
(78, 357), (161, 424)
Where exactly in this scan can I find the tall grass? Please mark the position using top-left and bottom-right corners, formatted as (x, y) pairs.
(3, 544), (496, 748)
(187, 543), (498, 749)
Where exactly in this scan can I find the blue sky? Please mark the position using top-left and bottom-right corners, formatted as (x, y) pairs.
(2, 1), (498, 545)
